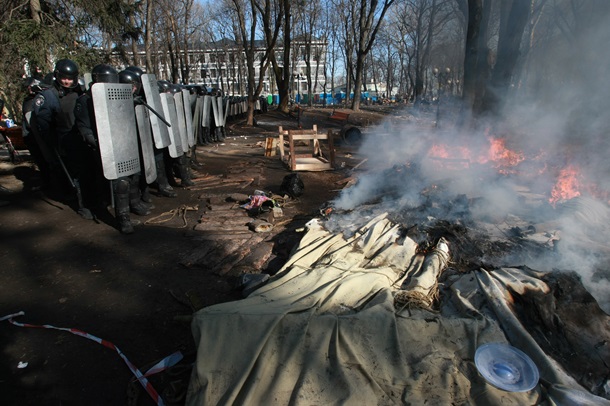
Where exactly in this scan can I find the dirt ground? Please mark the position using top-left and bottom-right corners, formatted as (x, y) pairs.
(0, 105), (402, 405)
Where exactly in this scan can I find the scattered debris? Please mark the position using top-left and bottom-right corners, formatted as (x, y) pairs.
(248, 219), (273, 233)
(280, 173), (304, 198)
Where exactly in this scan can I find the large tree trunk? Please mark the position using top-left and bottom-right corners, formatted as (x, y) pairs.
(352, 53), (365, 110)
(482, 0), (530, 114)
(145, 0), (154, 73)
(461, 0), (483, 112)
(277, 1), (291, 113)
(130, 11), (139, 66)
(460, 0), (493, 124)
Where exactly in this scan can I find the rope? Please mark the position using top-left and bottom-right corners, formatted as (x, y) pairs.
(144, 204), (198, 228)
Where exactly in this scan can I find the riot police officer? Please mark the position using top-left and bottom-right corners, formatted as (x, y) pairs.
(120, 71), (177, 198)
(114, 69), (155, 214)
(74, 64), (149, 233)
(22, 77), (50, 185)
(31, 58), (91, 218)
(166, 84), (195, 187)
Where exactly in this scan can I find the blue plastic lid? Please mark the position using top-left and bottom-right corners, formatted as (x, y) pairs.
(475, 343), (539, 392)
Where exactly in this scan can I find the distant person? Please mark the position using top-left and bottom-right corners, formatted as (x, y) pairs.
(0, 97), (7, 121)
(22, 77), (51, 186)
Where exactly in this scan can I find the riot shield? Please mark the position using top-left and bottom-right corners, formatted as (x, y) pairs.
(83, 73), (92, 91)
(182, 90), (195, 148)
(215, 96), (225, 126)
(202, 96), (212, 128)
(211, 95), (220, 127)
(141, 73), (171, 148)
(173, 92), (189, 154)
(223, 97), (230, 124)
(192, 96), (202, 144)
(159, 93), (184, 158)
(135, 105), (157, 184)
(91, 83), (140, 180)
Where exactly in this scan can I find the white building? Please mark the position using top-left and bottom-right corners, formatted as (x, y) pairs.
(114, 37), (328, 99)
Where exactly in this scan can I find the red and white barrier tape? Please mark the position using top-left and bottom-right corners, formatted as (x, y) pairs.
(2, 311), (175, 406)
(139, 350), (184, 381)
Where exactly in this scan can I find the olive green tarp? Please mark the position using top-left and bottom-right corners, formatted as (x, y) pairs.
(186, 213), (609, 405)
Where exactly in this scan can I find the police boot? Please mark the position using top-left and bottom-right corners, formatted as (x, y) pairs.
(141, 185), (153, 203)
(190, 146), (203, 172)
(155, 157), (177, 198)
(179, 155), (195, 187)
(114, 179), (134, 234)
(129, 176), (151, 216)
(217, 127), (226, 142)
(139, 186), (155, 211)
(203, 128), (214, 144)
(198, 130), (209, 146)
(74, 178), (93, 220)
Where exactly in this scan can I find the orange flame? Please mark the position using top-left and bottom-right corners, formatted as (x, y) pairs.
(549, 165), (582, 205)
(483, 137), (525, 168)
(427, 136), (524, 173)
(426, 136), (604, 205)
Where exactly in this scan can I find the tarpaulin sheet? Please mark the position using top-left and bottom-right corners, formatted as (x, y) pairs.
(186, 213), (610, 405)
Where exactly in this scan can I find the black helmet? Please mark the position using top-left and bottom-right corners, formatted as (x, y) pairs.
(118, 69), (140, 84)
(157, 80), (171, 93)
(54, 59), (79, 88)
(168, 84), (182, 95)
(125, 66), (144, 78)
(92, 64), (119, 84)
(42, 72), (55, 87)
(119, 69), (142, 95)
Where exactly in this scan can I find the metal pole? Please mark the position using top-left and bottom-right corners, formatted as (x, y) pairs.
(134, 96), (172, 127)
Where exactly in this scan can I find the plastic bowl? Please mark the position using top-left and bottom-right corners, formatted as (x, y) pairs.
(475, 343), (539, 392)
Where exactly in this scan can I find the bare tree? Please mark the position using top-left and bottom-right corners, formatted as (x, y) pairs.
(332, 0), (357, 107)
(387, 4), (417, 101)
(267, 0), (291, 113)
(144, 0), (155, 73)
(321, 4), (341, 106)
(293, 0), (323, 106)
(348, 0), (397, 110)
(227, 0), (283, 125)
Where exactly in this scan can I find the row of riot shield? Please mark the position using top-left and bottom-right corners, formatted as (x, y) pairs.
(189, 95), (268, 145)
(91, 74), (194, 185)
(229, 96), (268, 116)
(191, 94), (229, 144)
(217, 96), (268, 119)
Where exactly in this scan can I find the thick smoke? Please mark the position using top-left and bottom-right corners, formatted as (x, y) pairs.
(331, 4), (610, 313)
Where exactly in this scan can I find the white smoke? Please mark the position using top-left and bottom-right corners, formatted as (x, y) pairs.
(331, 5), (610, 313)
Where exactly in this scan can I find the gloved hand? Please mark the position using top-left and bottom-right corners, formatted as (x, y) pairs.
(83, 132), (98, 152)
